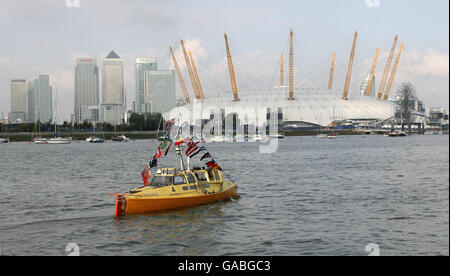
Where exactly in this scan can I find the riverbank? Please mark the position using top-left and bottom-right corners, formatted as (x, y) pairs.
(1, 129), (445, 142)
(0, 131), (159, 142)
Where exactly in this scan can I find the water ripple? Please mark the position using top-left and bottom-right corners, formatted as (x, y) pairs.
(0, 136), (448, 255)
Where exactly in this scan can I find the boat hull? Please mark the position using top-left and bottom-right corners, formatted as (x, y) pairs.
(47, 139), (71, 144)
(116, 183), (238, 216)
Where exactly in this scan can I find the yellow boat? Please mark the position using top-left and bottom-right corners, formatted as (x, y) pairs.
(112, 168), (238, 217)
(111, 117), (239, 217)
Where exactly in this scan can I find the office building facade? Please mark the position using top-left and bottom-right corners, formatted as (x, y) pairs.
(143, 70), (176, 114)
(76, 105), (99, 123)
(28, 75), (52, 123)
(102, 51), (124, 105)
(74, 58), (99, 122)
(10, 79), (28, 122)
(135, 58), (157, 113)
(99, 103), (124, 125)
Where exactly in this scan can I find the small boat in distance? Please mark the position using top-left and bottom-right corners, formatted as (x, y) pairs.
(112, 135), (130, 142)
(386, 131), (407, 137)
(233, 134), (247, 142)
(0, 115), (8, 143)
(47, 89), (72, 145)
(33, 137), (48, 144)
(252, 134), (264, 141)
(48, 137), (72, 144)
(326, 133), (338, 139)
(269, 133), (285, 139)
(326, 130), (338, 139)
(211, 136), (228, 142)
(31, 121), (47, 144)
(87, 136), (104, 143)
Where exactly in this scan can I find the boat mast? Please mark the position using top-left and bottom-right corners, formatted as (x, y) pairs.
(54, 89), (57, 136)
(156, 114), (162, 137)
(175, 115), (186, 171)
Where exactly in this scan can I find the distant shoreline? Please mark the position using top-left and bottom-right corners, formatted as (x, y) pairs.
(2, 129), (442, 142)
(1, 131), (159, 142)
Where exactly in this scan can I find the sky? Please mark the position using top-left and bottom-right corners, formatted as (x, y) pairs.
(0, 0), (448, 122)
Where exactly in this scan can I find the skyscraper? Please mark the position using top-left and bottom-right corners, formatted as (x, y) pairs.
(135, 58), (157, 113)
(102, 51), (124, 105)
(10, 79), (27, 122)
(29, 75), (52, 123)
(27, 80), (35, 122)
(143, 70), (176, 114)
(74, 58), (99, 122)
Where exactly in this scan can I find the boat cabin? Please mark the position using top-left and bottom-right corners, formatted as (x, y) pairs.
(150, 168), (222, 186)
(130, 168), (224, 194)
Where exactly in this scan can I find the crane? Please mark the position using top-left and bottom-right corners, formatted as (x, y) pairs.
(288, 29), (295, 100)
(328, 51), (335, 90)
(365, 48), (380, 96)
(169, 46), (190, 104)
(280, 54), (284, 86)
(224, 33), (239, 101)
(377, 35), (398, 100)
(188, 50), (205, 100)
(342, 31), (358, 100)
(383, 42), (404, 101)
(180, 40), (201, 100)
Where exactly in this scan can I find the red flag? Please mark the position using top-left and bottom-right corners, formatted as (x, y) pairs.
(165, 119), (175, 128)
(205, 159), (221, 170)
(164, 142), (172, 156)
(175, 139), (184, 146)
(154, 146), (162, 159)
(185, 141), (200, 157)
(141, 165), (150, 186)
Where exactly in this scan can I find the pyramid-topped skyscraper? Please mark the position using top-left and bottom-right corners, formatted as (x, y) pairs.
(102, 50), (124, 104)
(100, 50), (125, 125)
(106, 50), (120, 59)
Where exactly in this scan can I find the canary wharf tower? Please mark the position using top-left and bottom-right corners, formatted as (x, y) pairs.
(135, 58), (157, 113)
(102, 51), (124, 105)
(74, 58), (99, 122)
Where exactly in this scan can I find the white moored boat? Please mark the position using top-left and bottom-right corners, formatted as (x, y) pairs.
(47, 137), (71, 144)
(46, 89), (72, 145)
(252, 134), (263, 141)
(33, 137), (48, 144)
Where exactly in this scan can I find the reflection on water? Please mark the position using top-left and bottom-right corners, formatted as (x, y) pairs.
(0, 135), (448, 255)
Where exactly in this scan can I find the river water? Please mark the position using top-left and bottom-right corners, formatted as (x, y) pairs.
(0, 135), (448, 256)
